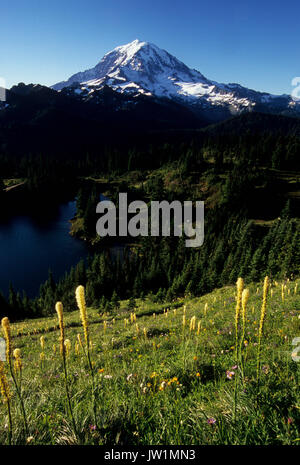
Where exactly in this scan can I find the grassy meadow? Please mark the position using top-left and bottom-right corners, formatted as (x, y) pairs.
(0, 277), (299, 445)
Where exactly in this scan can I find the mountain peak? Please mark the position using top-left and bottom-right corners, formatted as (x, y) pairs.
(111, 39), (148, 58)
(52, 40), (300, 121)
(52, 39), (206, 95)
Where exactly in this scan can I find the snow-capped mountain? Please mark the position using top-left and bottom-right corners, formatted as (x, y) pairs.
(52, 39), (300, 121)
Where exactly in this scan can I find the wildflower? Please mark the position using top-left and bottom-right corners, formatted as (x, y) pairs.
(190, 316), (196, 331)
(257, 276), (269, 382)
(197, 321), (201, 335)
(0, 361), (11, 403)
(64, 339), (71, 357)
(55, 301), (78, 438)
(55, 302), (65, 356)
(26, 436), (34, 443)
(235, 277), (244, 359)
(226, 370), (235, 380)
(40, 336), (45, 350)
(262, 365), (269, 374)
(150, 372), (157, 378)
(75, 342), (79, 355)
(287, 417), (293, 425)
(1, 317), (11, 363)
(196, 372), (201, 377)
(104, 375), (113, 379)
(13, 349), (22, 373)
(159, 381), (166, 391)
(193, 356), (198, 361)
(89, 424), (96, 431)
(75, 285), (89, 345)
(77, 334), (83, 348)
(207, 417), (216, 425)
(98, 368), (104, 373)
(281, 283), (285, 302)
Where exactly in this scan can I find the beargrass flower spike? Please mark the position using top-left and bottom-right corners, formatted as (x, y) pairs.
(0, 360), (12, 444)
(235, 277), (244, 360)
(1, 317), (12, 365)
(1, 317), (29, 438)
(257, 276), (269, 384)
(76, 285), (89, 346)
(55, 301), (78, 440)
(55, 302), (65, 356)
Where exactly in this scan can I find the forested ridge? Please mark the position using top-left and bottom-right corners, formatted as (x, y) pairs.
(0, 111), (299, 321)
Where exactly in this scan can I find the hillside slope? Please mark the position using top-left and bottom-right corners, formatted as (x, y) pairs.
(1, 277), (299, 445)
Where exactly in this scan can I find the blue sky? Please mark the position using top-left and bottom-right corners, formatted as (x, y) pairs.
(1, 0), (300, 95)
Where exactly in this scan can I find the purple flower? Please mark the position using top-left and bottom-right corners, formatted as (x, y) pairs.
(226, 370), (235, 380)
(231, 365), (238, 370)
(207, 417), (216, 425)
(89, 425), (96, 431)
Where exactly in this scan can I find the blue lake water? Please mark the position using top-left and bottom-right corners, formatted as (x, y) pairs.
(0, 199), (89, 298)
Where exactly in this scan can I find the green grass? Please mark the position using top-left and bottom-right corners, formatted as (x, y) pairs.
(1, 278), (299, 445)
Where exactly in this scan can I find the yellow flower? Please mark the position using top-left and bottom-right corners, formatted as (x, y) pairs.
(75, 285), (89, 345)
(77, 333), (83, 348)
(98, 368), (104, 373)
(190, 316), (196, 331)
(13, 348), (22, 373)
(1, 317), (11, 363)
(64, 339), (71, 357)
(0, 361), (11, 402)
(196, 372), (201, 377)
(75, 342), (79, 355)
(13, 348), (21, 359)
(40, 336), (45, 350)
(259, 276), (269, 337)
(197, 321), (201, 335)
(204, 303), (208, 316)
(55, 302), (65, 356)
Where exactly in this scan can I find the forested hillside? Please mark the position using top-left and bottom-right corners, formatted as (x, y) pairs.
(0, 111), (299, 321)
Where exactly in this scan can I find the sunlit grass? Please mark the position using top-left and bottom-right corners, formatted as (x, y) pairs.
(0, 278), (299, 445)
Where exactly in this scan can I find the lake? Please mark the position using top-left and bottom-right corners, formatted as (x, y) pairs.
(0, 199), (89, 298)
